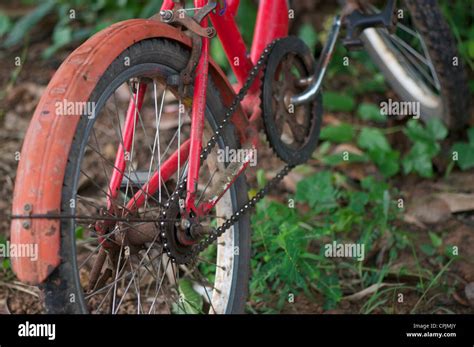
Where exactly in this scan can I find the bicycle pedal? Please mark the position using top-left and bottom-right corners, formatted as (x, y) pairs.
(342, 37), (365, 51)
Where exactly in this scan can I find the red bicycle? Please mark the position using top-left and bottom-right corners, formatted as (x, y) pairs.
(10, 0), (469, 313)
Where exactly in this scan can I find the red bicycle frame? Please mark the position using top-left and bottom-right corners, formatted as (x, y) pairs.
(108, 0), (289, 219)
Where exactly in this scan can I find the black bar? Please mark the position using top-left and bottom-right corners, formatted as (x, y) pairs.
(0, 314), (472, 346)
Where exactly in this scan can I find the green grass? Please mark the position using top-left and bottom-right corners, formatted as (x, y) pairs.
(248, 165), (459, 313)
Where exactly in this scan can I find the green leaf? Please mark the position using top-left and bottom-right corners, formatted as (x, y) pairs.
(451, 127), (474, 171)
(1, 258), (11, 271)
(357, 127), (391, 152)
(323, 92), (355, 112)
(379, 152), (400, 177)
(236, 0), (257, 45)
(348, 191), (369, 214)
(402, 142), (434, 177)
(467, 127), (474, 144)
(53, 25), (72, 46)
(357, 127), (400, 177)
(382, 190), (390, 222)
(332, 208), (359, 232)
(42, 24), (73, 59)
(75, 226), (84, 240)
(402, 119), (444, 178)
(468, 40), (474, 59)
(175, 279), (203, 314)
(428, 232), (442, 248)
(404, 119), (432, 143)
(452, 142), (474, 170)
(320, 123), (354, 143)
(369, 149), (400, 177)
(420, 244), (436, 256)
(4, 0), (56, 47)
(211, 38), (229, 71)
(0, 12), (11, 37)
(317, 271), (342, 310)
(298, 23), (318, 50)
(256, 169), (267, 189)
(426, 118), (448, 140)
(404, 118), (447, 144)
(357, 103), (385, 122)
(296, 171), (338, 212)
(352, 73), (386, 94)
(361, 176), (389, 199)
(139, 0), (163, 17)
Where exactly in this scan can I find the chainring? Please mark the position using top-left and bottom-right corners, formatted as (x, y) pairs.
(262, 37), (323, 165)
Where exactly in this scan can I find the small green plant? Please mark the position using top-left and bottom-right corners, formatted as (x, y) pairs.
(357, 102), (385, 122)
(452, 127), (474, 170)
(173, 278), (203, 314)
(323, 92), (356, 113)
(2, 0), (163, 58)
(357, 127), (400, 177)
(0, 235), (12, 276)
(318, 116), (448, 179)
(402, 118), (448, 178)
(249, 170), (401, 311)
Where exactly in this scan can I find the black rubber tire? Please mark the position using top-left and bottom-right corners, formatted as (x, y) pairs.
(42, 39), (251, 314)
(363, 0), (470, 132)
(404, 0), (470, 131)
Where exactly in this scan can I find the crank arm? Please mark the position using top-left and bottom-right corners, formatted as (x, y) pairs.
(289, 0), (397, 106)
(289, 15), (342, 107)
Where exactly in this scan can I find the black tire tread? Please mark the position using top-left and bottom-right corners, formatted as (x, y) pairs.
(403, 0), (470, 131)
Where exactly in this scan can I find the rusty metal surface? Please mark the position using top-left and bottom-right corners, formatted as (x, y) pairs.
(159, 1), (217, 92)
(10, 18), (248, 285)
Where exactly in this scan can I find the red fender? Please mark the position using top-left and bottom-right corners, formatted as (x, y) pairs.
(10, 19), (249, 285)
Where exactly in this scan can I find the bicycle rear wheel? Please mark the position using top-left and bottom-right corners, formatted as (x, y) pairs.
(42, 38), (251, 314)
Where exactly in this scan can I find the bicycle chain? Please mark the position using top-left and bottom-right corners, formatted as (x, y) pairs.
(8, 39), (295, 265)
(161, 38), (295, 264)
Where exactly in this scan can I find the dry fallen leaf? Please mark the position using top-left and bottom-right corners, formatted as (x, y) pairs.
(452, 290), (470, 307)
(332, 144), (364, 156)
(0, 298), (10, 314)
(282, 172), (303, 193)
(343, 282), (403, 301)
(322, 113), (342, 126)
(465, 283), (474, 306)
(436, 193), (474, 213)
(436, 172), (474, 193)
(405, 195), (451, 225)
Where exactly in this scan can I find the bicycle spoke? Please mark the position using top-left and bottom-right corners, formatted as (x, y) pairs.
(85, 142), (165, 210)
(384, 31), (439, 91)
